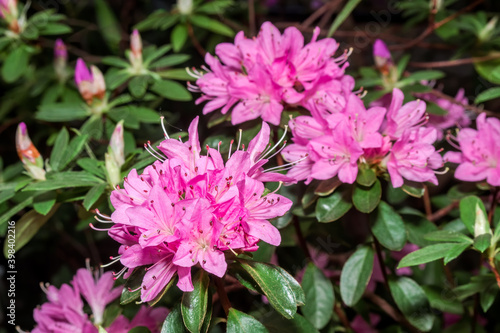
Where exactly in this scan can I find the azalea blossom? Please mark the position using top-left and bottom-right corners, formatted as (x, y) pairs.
(30, 266), (167, 333)
(445, 113), (500, 186)
(96, 117), (293, 302)
(189, 21), (352, 125)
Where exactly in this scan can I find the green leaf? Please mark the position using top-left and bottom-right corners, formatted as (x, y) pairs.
(302, 263), (335, 329)
(111, 105), (160, 124)
(473, 233), (492, 253)
(60, 134), (89, 169)
(190, 15), (234, 37)
(162, 304), (186, 333)
(102, 56), (131, 68)
(480, 282), (498, 312)
(340, 246), (374, 307)
(120, 268), (146, 305)
(238, 260), (298, 319)
(389, 277), (434, 332)
(459, 196), (488, 235)
(127, 327), (151, 333)
(151, 54), (191, 69)
(2, 46), (30, 82)
(402, 70), (445, 83)
(314, 178), (341, 196)
(23, 172), (103, 191)
(83, 183), (107, 210)
(181, 270), (210, 333)
(128, 75), (150, 98)
(95, 0), (122, 53)
(36, 103), (89, 122)
(159, 68), (194, 81)
(327, 0), (362, 37)
(106, 69), (131, 90)
(261, 312), (320, 333)
(144, 45), (173, 65)
(401, 183), (425, 198)
(150, 79), (192, 101)
(171, 24), (188, 52)
(275, 266), (305, 306)
(372, 201), (407, 251)
(315, 186), (352, 222)
(475, 87), (500, 104)
(3, 205), (59, 256)
(77, 158), (105, 178)
(40, 23), (72, 35)
(50, 127), (70, 171)
(0, 195), (35, 228)
(424, 230), (473, 244)
(474, 58), (500, 85)
(33, 192), (57, 216)
(352, 179), (381, 213)
(397, 243), (459, 268)
(422, 286), (463, 315)
(227, 308), (269, 333)
(356, 166), (376, 187)
(443, 242), (470, 265)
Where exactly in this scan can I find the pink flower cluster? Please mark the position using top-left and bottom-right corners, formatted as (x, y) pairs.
(282, 88), (444, 188)
(445, 113), (500, 186)
(101, 117), (293, 302)
(31, 267), (167, 333)
(190, 21), (353, 125)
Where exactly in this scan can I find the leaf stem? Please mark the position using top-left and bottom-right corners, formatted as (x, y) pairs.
(214, 276), (232, 316)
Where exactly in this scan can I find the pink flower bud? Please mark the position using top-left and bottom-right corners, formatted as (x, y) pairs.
(54, 38), (67, 61)
(90, 65), (106, 100)
(0, 0), (17, 19)
(16, 122), (46, 180)
(130, 29), (142, 59)
(373, 39), (393, 72)
(109, 120), (125, 167)
(74, 58), (106, 104)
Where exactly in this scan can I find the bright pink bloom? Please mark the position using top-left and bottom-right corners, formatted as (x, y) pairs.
(386, 127), (443, 188)
(102, 117), (293, 302)
(54, 39), (67, 61)
(383, 88), (428, 139)
(73, 268), (122, 325)
(191, 21), (351, 125)
(445, 113), (500, 186)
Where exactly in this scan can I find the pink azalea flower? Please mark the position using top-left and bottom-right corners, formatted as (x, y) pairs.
(190, 21), (351, 125)
(98, 117), (293, 302)
(445, 113), (500, 186)
(385, 127), (443, 188)
(416, 87), (471, 140)
(73, 268), (122, 325)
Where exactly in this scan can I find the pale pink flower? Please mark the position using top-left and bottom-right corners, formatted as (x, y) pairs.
(445, 113), (500, 186)
(75, 58), (106, 104)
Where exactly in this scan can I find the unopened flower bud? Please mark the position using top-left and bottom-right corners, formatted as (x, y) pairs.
(177, 0), (193, 15)
(54, 39), (68, 82)
(75, 58), (106, 104)
(105, 120), (125, 186)
(128, 29), (143, 72)
(90, 65), (106, 100)
(16, 122), (46, 180)
(474, 202), (492, 237)
(0, 0), (19, 32)
(373, 39), (393, 72)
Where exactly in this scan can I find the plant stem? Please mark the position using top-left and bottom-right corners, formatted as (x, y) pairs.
(186, 22), (206, 58)
(423, 185), (433, 218)
(334, 303), (351, 330)
(488, 187), (499, 226)
(214, 277), (232, 316)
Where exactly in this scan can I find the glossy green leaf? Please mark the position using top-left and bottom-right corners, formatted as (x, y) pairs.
(443, 242), (470, 265)
(352, 179), (381, 213)
(274, 266), (305, 306)
(340, 246), (374, 307)
(171, 24), (188, 52)
(315, 186), (352, 222)
(151, 54), (191, 69)
(397, 243), (459, 268)
(77, 158), (105, 178)
(40, 23), (72, 35)
(50, 127), (69, 171)
(238, 260), (298, 319)
(227, 308), (269, 333)
(261, 312), (320, 333)
(2, 46), (30, 82)
(356, 166), (376, 187)
(422, 286), (463, 315)
(372, 201), (407, 251)
(474, 58), (500, 85)
(302, 263), (334, 329)
(150, 79), (192, 101)
(181, 270), (210, 333)
(424, 230), (473, 244)
(128, 75), (150, 98)
(189, 15), (234, 37)
(480, 283), (498, 312)
(389, 277), (434, 332)
(475, 87), (500, 104)
(327, 0), (362, 37)
(162, 304), (187, 333)
(60, 134), (89, 170)
(36, 103), (89, 122)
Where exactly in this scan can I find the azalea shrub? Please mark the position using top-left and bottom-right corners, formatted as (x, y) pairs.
(3, 0), (500, 332)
